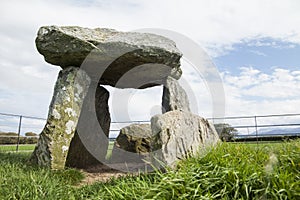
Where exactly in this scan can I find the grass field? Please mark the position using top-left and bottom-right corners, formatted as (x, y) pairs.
(0, 141), (299, 199)
(0, 144), (36, 152)
(0, 142), (115, 155)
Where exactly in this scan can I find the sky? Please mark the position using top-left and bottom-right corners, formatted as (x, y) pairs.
(0, 0), (300, 135)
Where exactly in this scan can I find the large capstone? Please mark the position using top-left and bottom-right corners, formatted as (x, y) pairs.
(150, 111), (220, 168)
(162, 76), (190, 113)
(66, 85), (111, 168)
(36, 26), (182, 89)
(30, 67), (90, 169)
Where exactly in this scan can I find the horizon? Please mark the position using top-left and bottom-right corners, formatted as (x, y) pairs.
(0, 0), (300, 136)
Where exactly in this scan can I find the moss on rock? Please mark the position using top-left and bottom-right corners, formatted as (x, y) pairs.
(30, 67), (90, 169)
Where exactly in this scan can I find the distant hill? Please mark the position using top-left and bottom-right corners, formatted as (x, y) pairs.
(254, 127), (300, 135)
(233, 127), (300, 141)
(235, 127), (300, 136)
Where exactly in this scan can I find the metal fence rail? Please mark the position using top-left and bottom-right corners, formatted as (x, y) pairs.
(1, 112), (300, 151)
(0, 112), (46, 151)
(208, 113), (300, 142)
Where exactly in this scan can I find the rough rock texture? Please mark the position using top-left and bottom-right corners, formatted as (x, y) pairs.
(116, 124), (153, 153)
(66, 85), (111, 168)
(36, 26), (182, 89)
(110, 124), (154, 163)
(30, 67), (90, 169)
(150, 111), (220, 168)
(162, 76), (190, 113)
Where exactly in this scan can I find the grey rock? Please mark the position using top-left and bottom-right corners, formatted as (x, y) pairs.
(110, 124), (155, 163)
(66, 85), (111, 169)
(150, 111), (220, 168)
(116, 124), (153, 153)
(30, 67), (91, 169)
(162, 76), (190, 113)
(36, 26), (182, 88)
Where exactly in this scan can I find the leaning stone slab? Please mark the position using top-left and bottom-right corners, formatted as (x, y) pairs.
(66, 85), (111, 168)
(162, 76), (191, 113)
(30, 67), (90, 169)
(150, 111), (220, 168)
(36, 26), (182, 89)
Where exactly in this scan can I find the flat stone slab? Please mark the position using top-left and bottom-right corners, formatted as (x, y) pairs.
(36, 26), (182, 88)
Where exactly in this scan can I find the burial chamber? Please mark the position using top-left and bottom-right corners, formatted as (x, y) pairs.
(30, 26), (219, 170)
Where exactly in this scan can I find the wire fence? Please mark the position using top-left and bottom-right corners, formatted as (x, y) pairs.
(1, 112), (300, 152)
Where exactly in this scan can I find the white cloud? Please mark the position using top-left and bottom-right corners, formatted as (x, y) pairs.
(1, 0), (300, 53)
(249, 50), (267, 57)
(222, 67), (300, 116)
(0, 0), (300, 129)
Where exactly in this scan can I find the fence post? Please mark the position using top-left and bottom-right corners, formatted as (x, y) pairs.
(254, 116), (259, 145)
(16, 115), (23, 152)
(254, 116), (259, 136)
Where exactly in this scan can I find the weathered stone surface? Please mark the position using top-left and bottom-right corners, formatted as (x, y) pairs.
(110, 124), (154, 163)
(30, 67), (90, 169)
(36, 26), (182, 88)
(150, 111), (220, 168)
(162, 76), (190, 113)
(66, 85), (111, 168)
(116, 124), (153, 153)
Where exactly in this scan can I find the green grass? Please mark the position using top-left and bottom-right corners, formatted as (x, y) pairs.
(0, 141), (299, 199)
(0, 144), (35, 152)
(0, 152), (84, 199)
(105, 141), (114, 160)
(0, 142), (114, 157)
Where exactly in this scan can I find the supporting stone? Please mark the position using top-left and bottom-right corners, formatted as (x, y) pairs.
(66, 85), (111, 168)
(162, 76), (190, 113)
(30, 67), (90, 169)
(150, 111), (220, 168)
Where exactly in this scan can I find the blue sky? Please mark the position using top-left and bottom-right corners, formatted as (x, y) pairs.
(0, 0), (300, 135)
(215, 38), (300, 74)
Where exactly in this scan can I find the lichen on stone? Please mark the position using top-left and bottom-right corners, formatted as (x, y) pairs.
(62, 145), (69, 153)
(64, 108), (77, 117)
(52, 109), (61, 119)
(65, 120), (76, 135)
(30, 66), (91, 170)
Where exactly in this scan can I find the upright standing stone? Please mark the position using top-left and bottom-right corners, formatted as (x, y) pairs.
(162, 76), (190, 113)
(30, 67), (90, 169)
(66, 85), (111, 168)
(151, 111), (220, 168)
